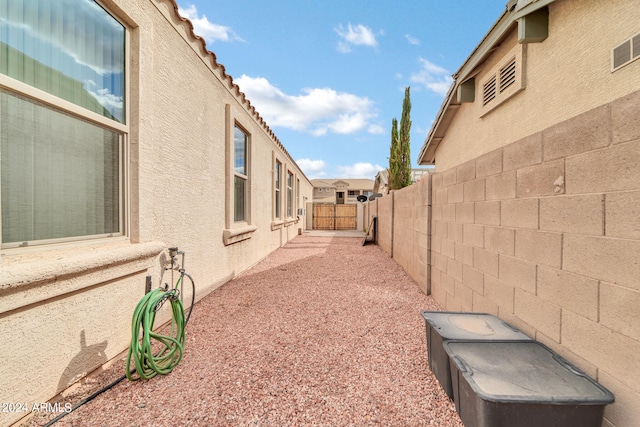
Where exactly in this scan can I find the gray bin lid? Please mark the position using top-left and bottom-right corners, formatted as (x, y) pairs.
(444, 341), (615, 404)
(421, 311), (531, 341)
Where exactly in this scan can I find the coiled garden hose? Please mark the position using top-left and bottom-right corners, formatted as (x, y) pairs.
(126, 272), (196, 380)
(44, 272), (195, 426)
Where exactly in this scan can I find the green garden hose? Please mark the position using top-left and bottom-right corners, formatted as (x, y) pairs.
(126, 276), (186, 381)
(44, 273), (194, 426)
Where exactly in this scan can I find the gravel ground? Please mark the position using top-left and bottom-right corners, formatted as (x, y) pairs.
(27, 234), (462, 427)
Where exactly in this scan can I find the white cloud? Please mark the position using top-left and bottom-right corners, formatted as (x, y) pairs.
(410, 57), (453, 96)
(336, 163), (385, 179)
(368, 124), (386, 134)
(405, 34), (421, 45)
(235, 75), (379, 136)
(335, 23), (378, 53)
(84, 81), (123, 120)
(178, 4), (243, 44)
(296, 158), (327, 178)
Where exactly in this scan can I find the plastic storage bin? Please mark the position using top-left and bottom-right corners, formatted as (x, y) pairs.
(444, 340), (614, 427)
(420, 311), (531, 398)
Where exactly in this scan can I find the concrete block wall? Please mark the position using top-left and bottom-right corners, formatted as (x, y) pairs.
(376, 193), (394, 256)
(363, 176), (431, 293)
(391, 178), (431, 293)
(428, 90), (640, 427)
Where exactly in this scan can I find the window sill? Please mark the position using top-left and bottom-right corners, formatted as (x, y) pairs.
(271, 220), (285, 231)
(223, 225), (257, 245)
(271, 218), (298, 231)
(0, 240), (165, 315)
(284, 218), (298, 227)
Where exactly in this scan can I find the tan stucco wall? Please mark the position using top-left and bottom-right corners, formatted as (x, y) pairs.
(434, 0), (640, 171)
(0, 1), (312, 425)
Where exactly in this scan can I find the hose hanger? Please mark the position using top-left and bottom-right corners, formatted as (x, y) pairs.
(126, 246), (195, 381)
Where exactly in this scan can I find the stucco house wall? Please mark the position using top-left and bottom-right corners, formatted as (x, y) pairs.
(0, 1), (312, 425)
(430, 0), (640, 171)
(310, 178), (374, 204)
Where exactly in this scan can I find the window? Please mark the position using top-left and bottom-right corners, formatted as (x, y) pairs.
(223, 112), (255, 245)
(1, 0), (127, 248)
(274, 160), (281, 219)
(296, 178), (300, 212)
(286, 171), (293, 217)
(348, 190), (357, 197)
(234, 126), (248, 222)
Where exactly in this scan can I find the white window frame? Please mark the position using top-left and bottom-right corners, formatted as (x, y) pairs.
(274, 159), (282, 220)
(223, 107), (255, 245)
(286, 171), (294, 218)
(0, 0), (130, 250)
(233, 124), (250, 223)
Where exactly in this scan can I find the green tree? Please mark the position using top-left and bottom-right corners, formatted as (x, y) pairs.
(388, 87), (412, 190)
(388, 117), (399, 191)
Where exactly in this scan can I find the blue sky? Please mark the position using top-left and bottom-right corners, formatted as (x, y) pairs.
(176, 1), (506, 179)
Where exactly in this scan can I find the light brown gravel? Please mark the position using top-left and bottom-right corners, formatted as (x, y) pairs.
(27, 235), (462, 427)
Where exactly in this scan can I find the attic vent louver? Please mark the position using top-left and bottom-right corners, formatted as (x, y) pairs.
(499, 57), (517, 92)
(613, 41), (631, 70)
(483, 75), (497, 105)
(612, 33), (640, 71)
(479, 43), (525, 116)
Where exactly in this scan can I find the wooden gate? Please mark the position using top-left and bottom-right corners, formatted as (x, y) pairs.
(313, 203), (357, 230)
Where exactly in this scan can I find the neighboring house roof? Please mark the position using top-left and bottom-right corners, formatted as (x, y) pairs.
(417, 0), (556, 165)
(166, 0), (309, 182)
(310, 178), (374, 189)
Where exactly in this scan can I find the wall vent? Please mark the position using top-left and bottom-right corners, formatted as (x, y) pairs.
(480, 43), (526, 117)
(499, 57), (517, 92)
(297, 208), (306, 216)
(612, 33), (640, 71)
(483, 76), (497, 105)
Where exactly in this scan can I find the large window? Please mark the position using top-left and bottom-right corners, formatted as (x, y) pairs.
(286, 171), (293, 218)
(274, 160), (281, 219)
(296, 178), (300, 214)
(0, 1), (125, 123)
(234, 125), (248, 222)
(0, 0), (126, 248)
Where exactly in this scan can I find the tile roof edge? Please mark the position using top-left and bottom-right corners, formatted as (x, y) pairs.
(164, 0), (309, 182)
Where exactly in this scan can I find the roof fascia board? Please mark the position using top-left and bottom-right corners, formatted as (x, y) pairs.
(453, 16), (514, 83)
(513, 0), (556, 19)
